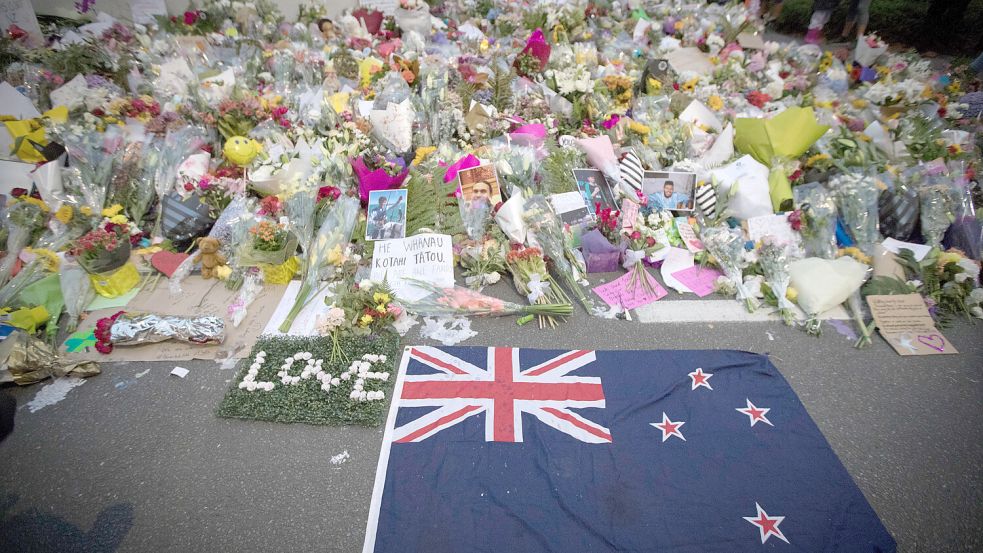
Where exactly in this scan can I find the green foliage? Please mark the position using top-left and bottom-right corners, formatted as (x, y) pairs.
(216, 332), (401, 426)
(489, 66), (515, 113)
(404, 164), (465, 237)
(39, 42), (116, 83)
(523, 9), (549, 32)
(774, 0), (983, 55)
(863, 276), (917, 296)
(539, 142), (585, 195)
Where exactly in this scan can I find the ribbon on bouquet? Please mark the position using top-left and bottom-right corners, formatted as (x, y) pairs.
(526, 273), (551, 303)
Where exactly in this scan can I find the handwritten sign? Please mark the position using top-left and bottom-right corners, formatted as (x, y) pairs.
(674, 217), (703, 252)
(867, 294), (957, 356)
(593, 271), (667, 311)
(370, 233), (454, 302)
(621, 200), (639, 231)
(670, 265), (723, 298)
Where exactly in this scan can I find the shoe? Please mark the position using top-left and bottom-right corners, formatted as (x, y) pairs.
(804, 28), (823, 45)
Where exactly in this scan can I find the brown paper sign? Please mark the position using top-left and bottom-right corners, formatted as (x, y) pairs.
(866, 294), (958, 356)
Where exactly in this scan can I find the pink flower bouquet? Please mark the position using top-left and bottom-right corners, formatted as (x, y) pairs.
(513, 29), (551, 77)
(402, 279), (572, 318)
(352, 155), (410, 203)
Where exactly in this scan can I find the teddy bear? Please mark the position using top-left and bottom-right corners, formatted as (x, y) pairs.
(193, 237), (227, 280)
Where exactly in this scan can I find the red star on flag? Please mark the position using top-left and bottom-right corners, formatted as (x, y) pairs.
(688, 367), (713, 390)
(651, 412), (686, 442)
(743, 503), (789, 544)
(736, 399), (773, 427)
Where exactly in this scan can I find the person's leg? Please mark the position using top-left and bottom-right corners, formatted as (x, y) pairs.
(806, 9), (832, 44)
(854, 0), (872, 37)
(970, 51), (983, 75)
(842, 0), (859, 38)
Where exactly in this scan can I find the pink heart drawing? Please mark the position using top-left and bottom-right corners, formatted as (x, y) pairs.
(151, 251), (190, 278)
(917, 334), (946, 352)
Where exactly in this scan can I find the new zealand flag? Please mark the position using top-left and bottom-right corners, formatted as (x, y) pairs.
(364, 347), (895, 552)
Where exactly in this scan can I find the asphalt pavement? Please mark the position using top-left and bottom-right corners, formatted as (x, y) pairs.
(0, 286), (980, 552)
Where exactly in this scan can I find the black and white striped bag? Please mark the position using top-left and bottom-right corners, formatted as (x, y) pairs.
(160, 192), (216, 247)
(694, 183), (717, 220)
(619, 151), (644, 191)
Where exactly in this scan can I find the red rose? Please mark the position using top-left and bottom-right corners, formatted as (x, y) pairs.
(630, 230), (642, 240)
(183, 11), (199, 25)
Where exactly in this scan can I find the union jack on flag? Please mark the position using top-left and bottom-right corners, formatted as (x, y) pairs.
(394, 347), (611, 444)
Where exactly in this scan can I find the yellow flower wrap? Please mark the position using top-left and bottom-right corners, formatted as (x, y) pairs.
(89, 262), (141, 298)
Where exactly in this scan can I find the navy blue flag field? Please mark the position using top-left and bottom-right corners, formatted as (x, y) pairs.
(363, 347), (895, 552)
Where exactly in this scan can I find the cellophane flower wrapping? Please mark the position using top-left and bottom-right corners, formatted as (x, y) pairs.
(942, 165), (982, 260)
(581, 229), (622, 273)
(401, 278), (572, 319)
(918, 178), (959, 250)
(489, 137), (539, 197)
(0, 260), (46, 309)
(0, 200), (46, 287)
(702, 225), (757, 312)
(506, 245), (571, 328)
(228, 269), (263, 328)
(854, 35), (888, 68)
(521, 195), (595, 312)
(757, 237), (795, 325)
(50, 125), (124, 214)
(278, 195), (359, 333)
(152, 126), (211, 236)
(794, 182), (838, 259)
(460, 196), (493, 241)
(877, 168), (921, 241)
(60, 261), (96, 333)
(832, 171), (881, 256)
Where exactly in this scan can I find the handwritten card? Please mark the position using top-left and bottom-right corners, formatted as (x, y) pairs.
(621, 200), (639, 231)
(867, 294), (958, 356)
(670, 265), (723, 298)
(593, 271), (667, 311)
(674, 217), (703, 252)
(370, 233), (454, 302)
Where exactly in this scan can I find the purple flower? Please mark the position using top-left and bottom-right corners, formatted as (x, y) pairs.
(75, 0), (96, 15)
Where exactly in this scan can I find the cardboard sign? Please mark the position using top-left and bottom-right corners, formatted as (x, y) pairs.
(593, 271), (667, 310)
(621, 200), (639, 231)
(370, 233), (454, 302)
(867, 294), (958, 356)
(62, 279), (286, 362)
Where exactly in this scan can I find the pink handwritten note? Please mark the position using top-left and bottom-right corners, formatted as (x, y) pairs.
(593, 270), (668, 310)
(670, 265), (723, 297)
(621, 200), (639, 231)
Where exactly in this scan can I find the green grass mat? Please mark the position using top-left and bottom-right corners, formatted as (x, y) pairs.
(216, 332), (402, 426)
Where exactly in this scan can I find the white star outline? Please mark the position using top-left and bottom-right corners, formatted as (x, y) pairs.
(736, 398), (774, 427)
(743, 502), (790, 544)
(688, 367), (713, 391)
(650, 412), (686, 442)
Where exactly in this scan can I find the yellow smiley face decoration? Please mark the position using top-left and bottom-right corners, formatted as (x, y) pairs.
(223, 136), (262, 167)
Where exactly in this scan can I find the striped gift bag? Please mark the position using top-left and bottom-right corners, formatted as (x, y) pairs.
(878, 187), (919, 241)
(160, 192), (216, 247)
(694, 183), (717, 220)
(619, 151), (644, 191)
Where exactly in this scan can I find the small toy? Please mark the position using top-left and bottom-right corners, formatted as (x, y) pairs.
(194, 237), (228, 279)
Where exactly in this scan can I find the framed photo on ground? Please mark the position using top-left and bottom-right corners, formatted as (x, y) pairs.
(573, 168), (618, 215)
(366, 189), (408, 241)
(641, 171), (697, 212)
(457, 164), (502, 206)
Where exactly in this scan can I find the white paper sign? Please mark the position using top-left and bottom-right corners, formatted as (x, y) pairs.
(131, 0), (169, 25)
(0, 0), (43, 47)
(370, 233), (454, 302)
(881, 237), (932, 262)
